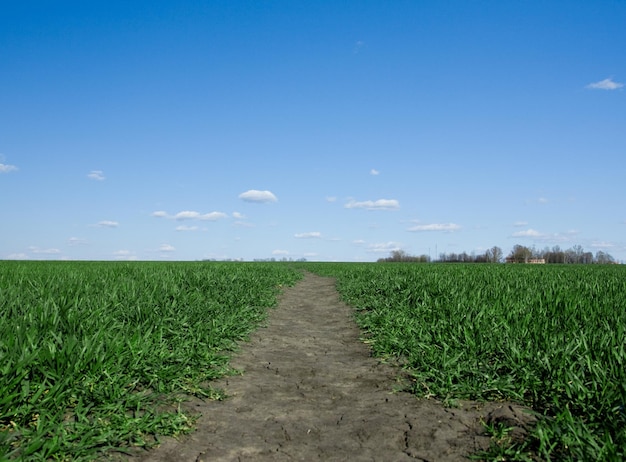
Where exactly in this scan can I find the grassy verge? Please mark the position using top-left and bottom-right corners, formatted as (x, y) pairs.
(0, 261), (301, 460)
(301, 262), (626, 461)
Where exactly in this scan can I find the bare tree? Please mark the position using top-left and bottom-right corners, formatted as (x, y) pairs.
(595, 251), (615, 264)
(507, 245), (533, 263)
(485, 246), (503, 263)
(378, 250), (430, 263)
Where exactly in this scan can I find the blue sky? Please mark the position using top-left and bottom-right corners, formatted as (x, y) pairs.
(2, 1), (625, 262)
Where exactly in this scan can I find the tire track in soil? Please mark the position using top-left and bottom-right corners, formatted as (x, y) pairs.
(130, 272), (531, 461)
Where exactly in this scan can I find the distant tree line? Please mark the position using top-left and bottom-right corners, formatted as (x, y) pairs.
(505, 244), (616, 264)
(379, 245), (617, 264)
(438, 246), (504, 263)
(378, 250), (431, 263)
(253, 257), (308, 262)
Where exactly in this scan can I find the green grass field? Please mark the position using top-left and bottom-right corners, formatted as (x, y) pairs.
(0, 261), (302, 460)
(2, 261), (625, 460)
(301, 262), (626, 460)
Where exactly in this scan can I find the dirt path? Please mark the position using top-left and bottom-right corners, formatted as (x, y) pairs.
(131, 272), (531, 461)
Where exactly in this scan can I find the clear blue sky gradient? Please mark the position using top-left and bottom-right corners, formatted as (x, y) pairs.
(2, 1), (625, 261)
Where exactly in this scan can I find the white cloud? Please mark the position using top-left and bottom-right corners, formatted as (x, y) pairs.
(353, 40), (365, 54)
(408, 223), (461, 232)
(232, 211), (251, 227)
(591, 241), (616, 248)
(345, 199), (400, 210)
(95, 220), (119, 228)
(199, 212), (227, 221)
(6, 253), (28, 260)
(159, 244), (175, 252)
(513, 221), (528, 227)
(538, 197), (548, 204)
(272, 249), (289, 255)
(113, 250), (137, 261)
(510, 229), (579, 243)
(239, 190), (278, 203)
(353, 239), (366, 245)
(87, 170), (105, 181)
(294, 232), (322, 239)
(0, 163), (18, 173)
(370, 169), (379, 175)
(586, 77), (624, 90)
(155, 210), (227, 221)
(175, 225), (199, 232)
(174, 211), (201, 220)
(366, 242), (403, 253)
(29, 246), (61, 255)
(512, 228), (542, 237)
(326, 196), (337, 202)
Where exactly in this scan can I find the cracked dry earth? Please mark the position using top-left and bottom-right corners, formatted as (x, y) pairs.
(130, 272), (533, 462)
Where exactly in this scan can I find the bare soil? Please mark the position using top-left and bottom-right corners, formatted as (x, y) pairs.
(127, 272), (534, 461)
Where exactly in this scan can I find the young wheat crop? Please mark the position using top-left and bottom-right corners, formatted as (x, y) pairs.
(0, 261), (301, 460)
(300, 262), (626, 461)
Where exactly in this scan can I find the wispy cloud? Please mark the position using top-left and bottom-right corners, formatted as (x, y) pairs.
(510, 228), (579, 242)
(272, 249), (289, 256)
(68, 237), (88, 245)
(326, 196), (337, 203)
(94, 220), (119, 228)
(175, 225), (199, 232)
(345, 199), (399, 210)
(370, 168), (379, 175)
(365, 241), (403, 253)
(591, 241), (616, 248)
(87, 170), (105, 181)
(233, 221), (254, 228)
(113, 250), (137, 260)
(586, 77), (624, 90)
(197, 212), (226, 221)
(353, 40), (365, 54)
(512, 228), (542, 238)
(231, 212), (250, 227)
(513, 221), (528, 227)
(29, 246), (61, 254)
(239, 190), (278, 203)
(159, 244), (175, 252)
(294, 232), (322, 239)
(524, 197), (549, 205)
(6, 253), (28, 260)
(178, 211), (226, 221)
(173, 211), (201, 220)
(408, 223), (461, 232)
(153, 210), (227, 221)
(0, 163), (18, 173)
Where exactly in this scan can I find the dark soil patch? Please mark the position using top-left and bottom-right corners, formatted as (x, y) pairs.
(125, 272), (534, 461)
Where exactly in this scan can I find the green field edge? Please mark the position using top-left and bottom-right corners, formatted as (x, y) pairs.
(1, 261), (303, 461)
(295, 262), (626, 462)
